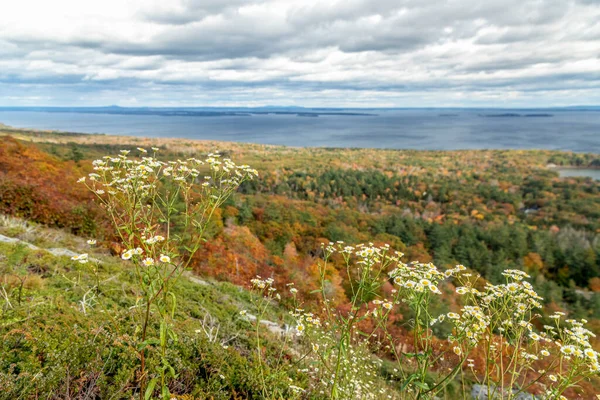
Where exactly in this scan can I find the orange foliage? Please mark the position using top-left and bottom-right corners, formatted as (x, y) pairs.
(193, 225), (271, 284)
(523, 252), (544, 272)
(589, 277), (600, 292)
(0, 136), (102, 235)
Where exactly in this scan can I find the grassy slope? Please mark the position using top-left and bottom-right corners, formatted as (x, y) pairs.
(0, 215), (306, 399)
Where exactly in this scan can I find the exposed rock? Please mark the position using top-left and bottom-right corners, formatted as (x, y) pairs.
(245, 313), (293, 337)
(47, 248), (80, 258)
(471, 384), (539, 399)
(184, 272), (210, 286)
(0, 234), (40, 250)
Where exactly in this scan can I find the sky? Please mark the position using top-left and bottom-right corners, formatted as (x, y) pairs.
(0, 0), (599, 108)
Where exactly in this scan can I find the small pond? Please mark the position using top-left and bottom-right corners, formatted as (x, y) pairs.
(557, 169), (600, 180)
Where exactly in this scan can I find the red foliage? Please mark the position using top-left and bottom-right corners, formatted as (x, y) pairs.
(0, 136), (103, 235)
(192, 225), (273, 284)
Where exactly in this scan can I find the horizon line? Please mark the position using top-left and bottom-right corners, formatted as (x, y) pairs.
(1, 105), (599, 110)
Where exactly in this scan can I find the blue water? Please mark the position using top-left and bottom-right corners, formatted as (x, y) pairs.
(0, 109), (599, 152)
(558, 169), (600, 180)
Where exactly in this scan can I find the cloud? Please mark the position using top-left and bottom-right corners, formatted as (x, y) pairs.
(0, 0), (599, 106)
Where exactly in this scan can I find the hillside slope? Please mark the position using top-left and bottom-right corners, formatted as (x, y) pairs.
(0, 215), (308, 399)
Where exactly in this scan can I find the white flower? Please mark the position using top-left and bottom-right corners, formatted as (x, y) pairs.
(288, 385), (305, 393)
(429, 284), (441, 294)
(142, 257), (154, 266)
(159, 254), (171, 263)
(87, 239), (97, 245)
(505, 281), (519, 291)
(584, 348), (597, 359)
(121, 250), (134, 260)
(71, 253), (89, 264)
(146, 235), (166, 244)
(560, 345), (575, 355)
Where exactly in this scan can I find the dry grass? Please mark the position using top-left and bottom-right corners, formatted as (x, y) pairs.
(1, 274), (45, 290)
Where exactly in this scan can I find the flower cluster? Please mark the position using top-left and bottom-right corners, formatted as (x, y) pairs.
(323, 241), (396, 270)
(250, 276), (275, 290)
(445, 305), (490, 346)
(75, 147), (258, 400)
(389, 262), (464, 297)
(250, 276), (281, 302)
(242, 242), (600, 399)
(80, 149), (257, 209)
(121, 247), (144, 260)
(300, 328), (389, 399)
(552, 314), (599, 373)
(144, 235), (165, 245)
(290, 309), (322, 336)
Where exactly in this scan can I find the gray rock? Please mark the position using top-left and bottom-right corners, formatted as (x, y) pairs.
(48, 248), (80, 258)
(244, 313), (292, 337)
(471, 384), (539, 399)
(186, 274), (210, 286)
(0, 234), (39, 250)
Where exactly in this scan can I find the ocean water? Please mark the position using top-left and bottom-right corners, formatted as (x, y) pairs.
(0, 109), (599, 152)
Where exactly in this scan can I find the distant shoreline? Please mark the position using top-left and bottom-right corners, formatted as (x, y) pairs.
(0, 107), (377, 118)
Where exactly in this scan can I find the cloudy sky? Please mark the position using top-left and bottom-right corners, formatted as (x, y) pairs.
(1, 0), (599, 107)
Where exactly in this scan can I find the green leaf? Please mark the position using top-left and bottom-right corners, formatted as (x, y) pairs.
(168, 291), (177, 318)
(137, 338), (160, 351)
(160, 321), (167, 348)
(413, 381), (430, 390)
(400, 374), (419, 391)
(161, 384), (170, 399)
(144, 378), (157, 400)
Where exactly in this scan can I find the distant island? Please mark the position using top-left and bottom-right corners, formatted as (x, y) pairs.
(0, 106), (377, 118)
(480, 113), (554, 117)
